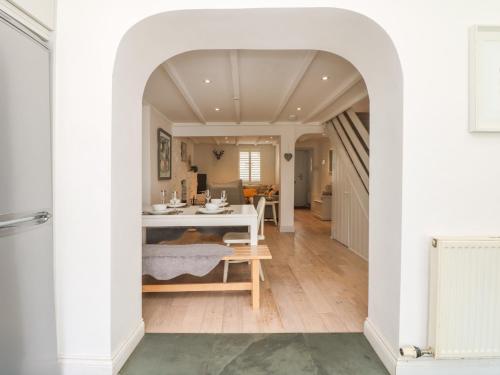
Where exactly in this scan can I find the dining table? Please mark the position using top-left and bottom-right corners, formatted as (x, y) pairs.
(142, 204), (259, 245)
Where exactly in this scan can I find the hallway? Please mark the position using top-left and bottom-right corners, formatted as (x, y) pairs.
(143, 209), (368, 333)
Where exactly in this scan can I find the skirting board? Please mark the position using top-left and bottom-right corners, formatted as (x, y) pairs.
(59, 319), (144, 375)
(363, 319), (398, 375)
(364, 319), (500, 375)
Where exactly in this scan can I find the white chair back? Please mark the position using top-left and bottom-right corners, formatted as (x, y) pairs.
(256, 197), (266, 234)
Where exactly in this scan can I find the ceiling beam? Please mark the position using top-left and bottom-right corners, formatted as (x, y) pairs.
(161, 62), (206, 124)
(317, 82), (368, 124)
(270, 50), (318, 123)
(229, 50), (241, 124)
(303, 73), (362, 123)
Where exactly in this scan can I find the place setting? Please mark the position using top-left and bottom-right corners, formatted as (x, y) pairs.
(197, 190), (233, 215)
(144, 191), (186, 215)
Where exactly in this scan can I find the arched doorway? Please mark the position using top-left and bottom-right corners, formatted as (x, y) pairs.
(111, 6), (403, 368)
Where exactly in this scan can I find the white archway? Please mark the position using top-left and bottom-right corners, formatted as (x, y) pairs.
(112, 6), (403, 365)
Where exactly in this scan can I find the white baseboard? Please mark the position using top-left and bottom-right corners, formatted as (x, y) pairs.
(279, 225), (295, 232)
(112, 320), (144, 374)
(364, 319), (500, 375)
(59, 320), (144, 375)
(363, 319), (398, 375)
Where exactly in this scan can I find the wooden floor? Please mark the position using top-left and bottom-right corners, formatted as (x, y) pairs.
(142, 209), (368, 333)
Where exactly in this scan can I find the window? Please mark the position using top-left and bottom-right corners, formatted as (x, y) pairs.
(239, 151), (261, 182)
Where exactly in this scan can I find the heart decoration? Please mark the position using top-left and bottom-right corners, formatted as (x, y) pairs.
(284, 153), (293, 161)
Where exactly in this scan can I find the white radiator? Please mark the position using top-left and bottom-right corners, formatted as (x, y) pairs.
(429, 237), (500, 359)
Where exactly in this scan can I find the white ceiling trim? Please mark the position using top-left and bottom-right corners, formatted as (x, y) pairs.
(270, 50), (318, 123)
(161, 62), (207, 124)
(303, 72), (363, 123)
(179, 121), (321, 126)
(229, 50), (241, 124)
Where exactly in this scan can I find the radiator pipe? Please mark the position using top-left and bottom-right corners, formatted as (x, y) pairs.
(399, 345), (434, 359)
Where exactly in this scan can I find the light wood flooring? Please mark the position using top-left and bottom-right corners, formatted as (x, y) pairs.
(142, 209), (368, 333)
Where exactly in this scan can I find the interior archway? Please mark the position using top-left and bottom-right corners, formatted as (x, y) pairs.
(112, 7), (403, 357)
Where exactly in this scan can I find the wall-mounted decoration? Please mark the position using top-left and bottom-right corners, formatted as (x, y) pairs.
(157, 128), (172, 180)
(284, 152), (293, 161)
(181, 142), (188, 161)
(328, 149), (333, 174)
(469, 26), (500, 132)
(213, 149), (225, 160)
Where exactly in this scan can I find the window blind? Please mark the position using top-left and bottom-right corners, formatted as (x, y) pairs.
(239, 151), (261, 182)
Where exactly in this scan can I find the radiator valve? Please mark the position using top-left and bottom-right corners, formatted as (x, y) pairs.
(399, 345), (433, 359)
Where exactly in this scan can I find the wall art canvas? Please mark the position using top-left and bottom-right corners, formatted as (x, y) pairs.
(158, 128), (172, 180)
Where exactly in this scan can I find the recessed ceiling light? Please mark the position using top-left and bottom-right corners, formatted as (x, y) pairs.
(214, 107), (221, 111)
(297, 107), (302, 111)
(321, 75), (329, 81)
(203, 79), (211, 84)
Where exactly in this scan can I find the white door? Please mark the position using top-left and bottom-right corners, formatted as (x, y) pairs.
(0, 16), (57, 374)
(294, 150), (311, 207)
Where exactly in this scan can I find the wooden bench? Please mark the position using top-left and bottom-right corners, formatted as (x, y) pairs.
(142, 245), (272, 310)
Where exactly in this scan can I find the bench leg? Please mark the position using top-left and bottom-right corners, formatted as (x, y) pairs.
(251, 259), (260, 310)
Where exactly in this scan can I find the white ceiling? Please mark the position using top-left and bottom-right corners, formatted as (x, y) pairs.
(143, 49), (364, 125)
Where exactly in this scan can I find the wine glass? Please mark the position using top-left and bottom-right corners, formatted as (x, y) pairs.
(221, 190), (227, 205)
(205, 189), (211, 204)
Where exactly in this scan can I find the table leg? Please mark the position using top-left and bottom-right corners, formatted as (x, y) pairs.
(251, 259), (260, 310)
(249, 220), (258, 246)
(272, 203), (278, 226)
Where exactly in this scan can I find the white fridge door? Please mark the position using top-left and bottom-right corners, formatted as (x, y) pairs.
(0, 14), (58, 375)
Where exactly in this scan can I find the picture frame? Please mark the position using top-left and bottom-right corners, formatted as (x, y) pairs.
(469, 26), (500, 132)
(181, 141), (187, 162)
(328, 149), (333, 175)
(157, 128), (172, 180)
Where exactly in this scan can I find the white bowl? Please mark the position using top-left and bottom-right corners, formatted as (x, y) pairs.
(152, 204), (167, 211)
(205, 203), (219, 211)
(211, 199), (222, 206)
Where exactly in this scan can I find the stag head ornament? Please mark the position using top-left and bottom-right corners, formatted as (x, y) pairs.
(213, 149), (225, 160)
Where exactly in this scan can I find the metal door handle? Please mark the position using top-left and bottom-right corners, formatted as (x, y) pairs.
(0, 211), (51, 229)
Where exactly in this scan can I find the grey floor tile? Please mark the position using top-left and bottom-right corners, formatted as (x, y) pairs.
(119, 333), (389, 375)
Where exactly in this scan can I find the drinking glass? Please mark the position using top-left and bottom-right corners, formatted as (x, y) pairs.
(205, 189), (211, 203)
(221, 190), (227, 204)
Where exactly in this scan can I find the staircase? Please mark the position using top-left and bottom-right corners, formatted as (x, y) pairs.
(326, 109), (369, 259)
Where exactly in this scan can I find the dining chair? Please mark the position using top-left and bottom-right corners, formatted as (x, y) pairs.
(222, 197), (266, 282)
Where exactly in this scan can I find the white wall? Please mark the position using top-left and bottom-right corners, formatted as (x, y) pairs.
(142, 104), (196, 206)
(193, 143), (276, 185)
(52, 3), (500, 375)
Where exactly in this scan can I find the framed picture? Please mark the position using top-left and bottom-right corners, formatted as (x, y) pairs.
(157, 128), (172, 180)
(181, 141), (187, 162)
(328, 149), (333, 174)
(469, 26), (500, 132)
